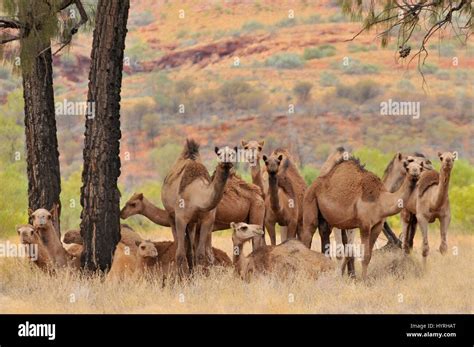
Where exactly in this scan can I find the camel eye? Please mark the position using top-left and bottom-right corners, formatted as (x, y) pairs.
(258, 146), (262, 151)
(140, 245), (145, 250)
(244, 146), (248, 150)
(130, 203), (136, 207)
(241, 226), (248, 231)
(47, 215), (51, 220)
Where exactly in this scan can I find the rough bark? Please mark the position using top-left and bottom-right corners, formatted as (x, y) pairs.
(80, 0), (130, 271)
(20, 2), (61, 237)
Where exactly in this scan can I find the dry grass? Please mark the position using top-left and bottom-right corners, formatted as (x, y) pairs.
(0, 229), (472, 314)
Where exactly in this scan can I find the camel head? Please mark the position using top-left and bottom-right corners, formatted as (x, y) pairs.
(121, 193), (144, 219)
(262, 153), (283, 176)
(403, 159), (424, 181)
(29, 208), (54, 230)
(241, 140), (264, 165)
(17, 224), (37, 244)
(215, 146), (236, 170)
(230, 222), (264, 246)
(63, 229), (82, 245)
(135, 240), (158, 259)
(438, 151), (456, 171)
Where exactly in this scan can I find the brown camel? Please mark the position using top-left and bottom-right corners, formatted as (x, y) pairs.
(231, 222), (334, 281)
(382, 152), (433, 249)
(402, 152), (455, 260)
(120, 194), (171, 227)
(262, 148), (307, 245)
(63, 224), (142, 249)
(29, 208), (67, 267)
(301, 157), (424, 279)
(17, 224), (53, 271)
(241, 140), (266, 195)
(161, 139), (233, 274)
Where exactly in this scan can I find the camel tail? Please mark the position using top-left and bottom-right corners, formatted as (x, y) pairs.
(301, 184), (319, 248)
(182, 139), (200, 160)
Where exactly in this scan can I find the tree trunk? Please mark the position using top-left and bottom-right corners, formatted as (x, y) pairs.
(21, 3), (61, 237)
(80, 0), (130, 272)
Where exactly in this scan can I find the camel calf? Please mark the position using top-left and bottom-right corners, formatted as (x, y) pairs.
(17, 224), (53, 271)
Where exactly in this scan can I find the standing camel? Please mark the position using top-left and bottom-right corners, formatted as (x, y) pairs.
(241, 140), (266, 196)
(301, 157), (424, 279)
(401, 152), (455, 261)
(161, 139), (233, 274)
(262, 148), (307, 245)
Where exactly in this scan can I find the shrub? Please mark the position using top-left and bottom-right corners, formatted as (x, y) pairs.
(265, 53), (304, 69)
(347, 43), (377, 53)
(320, 71), (339, 87)
(303, 45), (336, 60)
(336, 79), (380, 103)
(332, 59), (380, 75)
(219, 80), (263, 110)
(301, 165), (319, 186)
(420, 62), (439, 74)
(302, 15), (323, 24)
(275, 18), (297, 28)
(293, 81), (313, 103)
(242, 20), (265, 32)
(130, 12), (155, 27)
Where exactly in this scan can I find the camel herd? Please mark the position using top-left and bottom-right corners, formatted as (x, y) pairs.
(17, 138), (456, 283)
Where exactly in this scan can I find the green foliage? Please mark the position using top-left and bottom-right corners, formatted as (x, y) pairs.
(302, 15), (323, 24)
(352, 147), (393, 178)
(301, 165), (320, 185)
(60, 169), (82, 231)
(275, 18), (297, 28)
(218, 80), (264, 110)
(319, 71), (339, 87)
(336, 79), (380, 103)
(241, 20), (265, 32)
(148, 143), (182, 181)
(420, 63), (439, 75)
(0, 165), (28, 236)
(332, 59), (380, 75)
(265, 53), (304, 69)
(347, 43), (377, 52)
(0, 66), (10, 79)
(450, 185), (474, 231)
(303, 45), (336, 60)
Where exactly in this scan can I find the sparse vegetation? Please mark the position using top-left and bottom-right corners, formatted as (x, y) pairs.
(303, 45), (337, 60)
(265, 53), (305, 69)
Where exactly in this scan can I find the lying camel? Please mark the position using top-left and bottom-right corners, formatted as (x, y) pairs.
(63, 224), (141, 248)
(161, 139), (233, 274)
(231, 222), (333, 281)
(402, 152), (455, 260)
(301, 157), (424, 279)
(17, 224), (53, 271)
(262, 148), (306, 245)
(29, 208), (67, 267)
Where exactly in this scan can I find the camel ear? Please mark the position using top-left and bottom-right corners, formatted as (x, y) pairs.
(215, 146), (220, 155)
(136, 193), (143, 200)
(262, 154), (268, 163)
(437, 152), (442, 158)
(28, 208), (33, 217)
(241, 140), (248, 147)
(16, 226), (20, 235)
(277, 154), (283, 162)
(397, 152), (402, 161)
(49, 203), (58, 217)
(230, 222), (236, 230)
(258, 140), (265, 147)
(135, 240), (142, 247)
(402, 159), (408, 169)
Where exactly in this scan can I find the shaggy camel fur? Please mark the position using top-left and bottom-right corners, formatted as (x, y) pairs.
(301, 158), (424, 279)
(161, 139), (233, 274)
(402, 152), (455, 260)
(17, 224), (53, 271)
(29, 208), (67, 267)
(262, 148), (307, 245)
(382, 152), (433, 248)
(231, 222), (333, 281)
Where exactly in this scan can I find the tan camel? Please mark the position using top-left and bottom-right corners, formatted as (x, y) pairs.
(17, 224), (53, 271)
(135, 240), (160, 276)
(28, 208), (67, 267)
(382, 152), (433, 250)
(120, 194), (170, 227)
(301, 158), (424, 279)
(231, 222), (334, 281)
(63, 225), (142, 248)
(161, 139), (233, 274)
(402, 152), (455, 259)
(262, 148), (307, 245)
(241, 140), (266, 195)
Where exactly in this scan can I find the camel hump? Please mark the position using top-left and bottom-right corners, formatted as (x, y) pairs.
(183, 138), (200, 160)
(417, 170), (440, 197)
(179, 161), (211, 194)
(360, 172), (384, 202)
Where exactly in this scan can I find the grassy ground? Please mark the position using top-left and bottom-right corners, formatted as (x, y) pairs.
(0, 229), (472, 313)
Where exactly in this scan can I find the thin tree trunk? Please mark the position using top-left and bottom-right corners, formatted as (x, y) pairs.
(80, 0), (130, 271)
(21, 3), (61, 237)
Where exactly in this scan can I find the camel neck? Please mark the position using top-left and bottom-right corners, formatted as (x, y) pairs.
(268, 174), (282, 215)
(141, 198), (170, 226)
(202, 164), (230, 211)
(233, 243), (247, 277)
(137, 256), (157, 270)
(432, 166), (451, 210)
(382, 176), (417, 218)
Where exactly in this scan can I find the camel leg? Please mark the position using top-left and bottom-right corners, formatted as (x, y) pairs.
(174, 217), (189, 277)
(249, 199), (266, 248)
(401, 211), (411, 255)
(286, 223), (298, 240)
(407, 214), (417, 250)
(318, 218), (331, 256)
(417, 215), (430, 264)
(280, 226), (288, 243)
(265, 221), (276, 246)
(185, 224), (194, 271)
(360, 227), (371, 281)
(196, 213), (214, 267)
(439, 215), (450, 255)
(341, 229), (355, 278)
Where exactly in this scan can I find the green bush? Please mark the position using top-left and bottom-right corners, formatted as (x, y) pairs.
(332, 59), (380, 75)
(293, 81), (313, 103)
(303, 45), (336, 60)
(0, 165), (28, 236)
(336, 79), (381, 103)
(219, 80), (264, 111)
(301, 165), (320, 185)
(242, 20), (265, 32)
(265, 53), (304, 69)
(450, 184), (474, 231)
(420, 63), (439, 75)
(302, 15), (323, 24)
(347, 43), (377, 53)
(319, 71), (339, 87)
(275, 18), (297, 28)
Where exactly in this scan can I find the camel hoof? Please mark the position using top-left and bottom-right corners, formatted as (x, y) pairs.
(439, 243), (448, 255)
